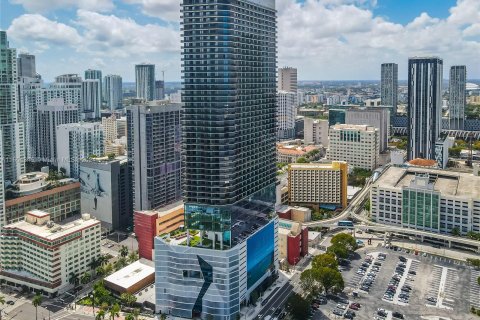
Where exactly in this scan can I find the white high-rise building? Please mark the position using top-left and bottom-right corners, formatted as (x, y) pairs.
(381, 63), (398, 113)
(277, 91), (297, 140)
(0, 31), (25, 182)
(449, 65), (466, 130)
(135, 64), (155, 101)
(56, 122), (104, 178)
(85, 69), (102, 101)
(35, 98), (78, 163)
(104, 74), (122, 111)
(304, 117), (329, 146)
(81, 79), (101, 119)
(21, 74), (82, 161)
(326, 124), (380, 170)
(278, 67), (297, 92)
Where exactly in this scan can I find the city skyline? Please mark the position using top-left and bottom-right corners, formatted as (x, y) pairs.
(2, 0), (480, 82)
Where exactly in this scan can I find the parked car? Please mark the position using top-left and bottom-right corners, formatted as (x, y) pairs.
(333, 309), (343, 316)
(399, 256), (407, 262)
(392, 311), (404, 319)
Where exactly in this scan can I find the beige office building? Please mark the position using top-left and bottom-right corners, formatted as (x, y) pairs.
(288, 162), (348, 209)
(0, 211), (101, 296)
(278, 67), (297, 92)
(303, 118), (329, 146)
(326, 124), (379, 170)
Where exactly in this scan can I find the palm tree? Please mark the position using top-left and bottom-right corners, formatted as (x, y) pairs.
(109, 303), (120, 320)
(80, 272), (91, 285)
(132, 308), (140, 320)
(68, 272), (79, 287)
(120, 293), (136, 308)
(125, 314), (135, 320)
(95, 309), (106, 320)
(119, 245), (129, 258)
(32, 293), (43, 320)
(127, 251), (138, 264)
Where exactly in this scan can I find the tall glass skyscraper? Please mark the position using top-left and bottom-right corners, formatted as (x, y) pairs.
(381, 63), (398, 113)
(449, 65), (466, 130)
(0, 31), (25, 183)
(135, 63), (155, 101)
(155, 1), (278, 319)
(407, 57), (443, 160)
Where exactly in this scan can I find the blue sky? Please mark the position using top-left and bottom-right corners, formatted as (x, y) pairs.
(2, 0), (479, 81)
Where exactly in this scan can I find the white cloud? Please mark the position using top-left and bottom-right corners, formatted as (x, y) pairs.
(276, 0), (480, 79)
(75, 10), (180, 57)
(122, 0), (180, 22)
(7, 14), (82, 50)
(463, 24), (480, 37)
(6, 0), (480, 81)
(10, 0), (114, 13)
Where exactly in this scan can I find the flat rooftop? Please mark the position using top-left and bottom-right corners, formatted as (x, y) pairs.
(4, 213), (99, 241)
(104, 260), (154, 290)
(289, 163), (343, 170)
(375, 166), (480, 199)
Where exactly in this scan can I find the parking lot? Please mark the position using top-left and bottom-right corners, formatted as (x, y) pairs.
(314, 245), (478, 320)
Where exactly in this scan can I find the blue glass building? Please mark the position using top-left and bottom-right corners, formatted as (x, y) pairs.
(155, 1), (279, 319)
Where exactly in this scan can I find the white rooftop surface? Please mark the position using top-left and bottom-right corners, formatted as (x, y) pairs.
(289, 163), (343, 170)
(5, 214), (99, 240)
(375, 166), (480, 199)
(104, 260), (154, 290)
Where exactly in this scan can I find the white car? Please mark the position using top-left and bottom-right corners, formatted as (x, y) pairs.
(337, 304), (347, 310)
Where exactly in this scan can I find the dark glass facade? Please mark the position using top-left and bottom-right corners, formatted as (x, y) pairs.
(182, 0), (277, 231)
(407, 57), (443, 160)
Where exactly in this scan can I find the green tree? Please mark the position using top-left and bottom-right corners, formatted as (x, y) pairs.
(81, 272), (91, 285)
(69, 272), (79, 286)
(120, 245), (129, 258)
(120, 292), (137, 307)
(449, 146), (462, 158)
(296, 157), (308, 163)
(104, 263), (114, 275)
(125, 314), (135, 320)
(316, 267), (344, 294)
(330, 233), (357, 251)
(364, 199), (371, 211)
(109, 303), (121, 320)
(107, 153), (116, 160)
(451, 227), (460, 236)
(32, 293), (43, 320)
(132, 308), (140, 320)
(299, 269), (320, 297)
(114, 257), (128, 271)
(477, 276), (480, 286)
(96, 310), (106, 320)
(312, 253), (338, 270)
(286, 293), (311, 320)
(327, 242), (349, 259)
(128, 251), (139, 263)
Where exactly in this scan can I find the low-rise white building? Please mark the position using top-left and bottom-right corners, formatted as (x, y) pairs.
(326, 124), (380, 170)
(0, 210), (101, 296)
(371, 166), (480, 235)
